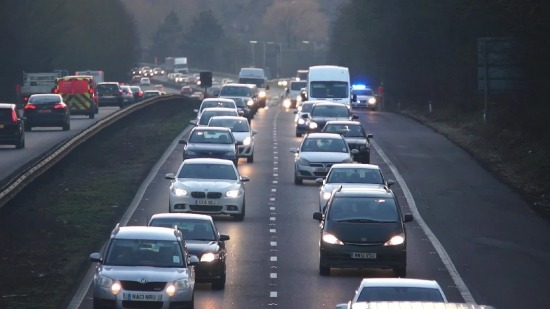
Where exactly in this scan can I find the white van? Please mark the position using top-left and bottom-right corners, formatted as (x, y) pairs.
(306, 65), (352, 107)
(238, 68), (269, 108)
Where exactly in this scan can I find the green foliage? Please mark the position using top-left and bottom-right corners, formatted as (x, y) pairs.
(149, 10), (184, 60)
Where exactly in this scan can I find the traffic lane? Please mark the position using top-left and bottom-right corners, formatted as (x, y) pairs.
(271, 107), (464, 308)
(0, 106), (121, 181)
(359, 110), (550, 308)
(77, 106), (278, 309)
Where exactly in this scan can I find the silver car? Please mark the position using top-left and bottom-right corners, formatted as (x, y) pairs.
(290, 133), (358, 184)
(165, 158), (249, 221)
(208, 116), (257, 163)
(89, 225), (199, 309)
(315, 163), (393, 211)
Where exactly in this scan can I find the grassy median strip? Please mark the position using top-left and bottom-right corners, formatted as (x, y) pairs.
(0, 97), (198, 309)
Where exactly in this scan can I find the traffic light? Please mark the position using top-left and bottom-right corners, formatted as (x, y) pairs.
(200, 71), (212, 87)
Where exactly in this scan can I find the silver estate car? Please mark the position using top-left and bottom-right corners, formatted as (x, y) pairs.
(89, 225), (199, 309)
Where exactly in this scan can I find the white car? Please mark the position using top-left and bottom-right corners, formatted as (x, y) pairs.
(290, 132), (358, 184)
(315, 163), (393, 211)
(165, 158), (249, 221)
(208, 116), (257, 163)
(335, 278), (448, 309)
(194, 98), (238, 122)
(192, 107), (239, 127)
(140, 77), (151, 85)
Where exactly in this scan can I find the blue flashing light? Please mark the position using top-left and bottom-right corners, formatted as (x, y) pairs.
(352, 84), (367, 90)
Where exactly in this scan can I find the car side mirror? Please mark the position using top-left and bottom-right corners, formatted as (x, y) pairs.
(240, 176), (250, 182)
(315, 178), (324, 184)
(289, 148), (298, 153)
(367, 133), (373, 139)
(179, 140), (187, 145)
(89, 252), (102, 263)
(188, 255), (200, 266)
(351, 114), (359, 120)
(293, 110), (298, 114)
(301, 92), (308, 101)
(351, 149), (359, 155)
(165, 173), (176, 180)
(219, 234), (230, 241)
(193, 109), (199, 113)
(313, 212), (323, 221)
(386, 180), (395, 187)
(301, 114), (309, 119)
(403, 213), (413, 223)
(252, 130), (258, 136)
(352, 94), (357, 102)
(189, 120), (197, 125)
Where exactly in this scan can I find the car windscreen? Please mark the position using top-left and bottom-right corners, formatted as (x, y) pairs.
(323, 124), (365, 137)
(0, 109), (13, 122)
(357, 286), (445, 302)
(149, 219), (216, 241)
(327, 168), (383, 184)
(178, 163), (238, 180)
(28, 96), (61, 104)
(327, 197), (398, 222)
(310, 81), (349, 98)
(105, 239), (185, 267)
(129, 87), (140, 92)
(200, 101), (235, 112)
(97, 84), (118, 92)
(199, 110), (238, 125)
(290, 82), (307, 91)
(238, 77), (265, 88)
(300, 138), (348, 153)
(219, 86), (251, 97)
(311, 105), (349, 117)
(352, 89), (375, 96)
(189, 130), (233, 144)
(228, 98), (246, 108)
(208, 118), (249, 132)
(300, 103), (314, 113)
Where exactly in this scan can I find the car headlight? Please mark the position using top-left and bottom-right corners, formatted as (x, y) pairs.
(96, 275), (114, 288)
(247, 99), (254, 106)
(171, 187), (188, 196)
(322, 192), (332, 200)
(166, 279), (191, 296)
(283, 99), (291, 108)
(226, 189), (241, 198)
(201, 252), (220, 262)
(297, 118), (305, 125)
(243, 136), (252, 146)
(224, 151), (236, 156)
(384, 234), (405, 246)
(259, 91), (266, 98)
(298, 157), (310, 165)
(322, 232), (344, 245)
(309, 122), (318, 129)
(368, 97), (376, 104)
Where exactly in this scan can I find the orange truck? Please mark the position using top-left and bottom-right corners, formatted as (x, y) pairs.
(52, 75), (98, 119)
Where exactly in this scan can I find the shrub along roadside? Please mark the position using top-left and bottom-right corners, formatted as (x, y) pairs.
(0, 97), (199, 309)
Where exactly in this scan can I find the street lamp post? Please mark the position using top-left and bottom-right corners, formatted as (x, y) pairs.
(266, 42), (282, 78)
(302, 40), (317, 65)
(249, 40), (257, 67)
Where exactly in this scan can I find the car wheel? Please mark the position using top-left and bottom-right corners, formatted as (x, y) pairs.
(247, 153), (254, 163)
(211, 273), (226, 290)
(393, 267), (406, 278)
(294, 172), (303, 185)
(182, 293), (194, 309)
(89, 112), (95, 119)
(233, 202), (245, 221)
(15, 136), (25, 149)
(62, 121), (70, 131)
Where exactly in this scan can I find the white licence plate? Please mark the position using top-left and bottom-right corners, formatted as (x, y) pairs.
(315, 168), (329, 172)
(196, 200), (217, 205)
(123, 293), (162, 301)
(352, 252), (377, 259)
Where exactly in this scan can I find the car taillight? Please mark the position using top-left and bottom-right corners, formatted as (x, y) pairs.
(53, 89), (59, 94)
(24, 103), (37, 110)
(11, 109), (18, 123)
(117, 90), (122, 96)
(54, 103), (66, 109)
(138, 91), (143, 96)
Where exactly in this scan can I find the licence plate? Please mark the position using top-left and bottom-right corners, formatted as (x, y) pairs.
(38, 109), (52, 113)
(352, 252), (377, 259)
(123, 293), (162, 301)
(196, 200), (216, 205)
(315, 168), (328, 172)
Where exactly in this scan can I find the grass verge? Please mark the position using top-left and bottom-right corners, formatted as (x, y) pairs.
(0, 97), (198, 309)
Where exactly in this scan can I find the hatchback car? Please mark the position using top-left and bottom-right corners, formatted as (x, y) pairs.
(0, 103), (25, 149)
(302, 102), (359, 133)
(165, 158), (249, 220)
(143, 90), (162, 99)
(181, 126), (240, 165)
(335, 278), (447, 309)
(293, 101), (317, 137)
(316, 163), (393, 211)
(290, 133), (358, 184)
(96, 82), (124, 108)
(140, 77), (151, 85)
(180, 86), (194, 96)
(208, 116), (257, 163)
(321, 120), (373, 163)
(351, 85), (377, 110)
(148, 213), (230, 289)
(120, 85), (135, 105)
(313, 187), (413, 276)
(89, 225), (198, 309)
(129, 86), (144, 102)
(23, 94), (70, 131)
(192, 107), (240, 127)
(193, 98), (238, 122)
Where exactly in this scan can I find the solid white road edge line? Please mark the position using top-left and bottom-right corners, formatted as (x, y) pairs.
(67, 125), (193, 309)
(370, 139), (476, 304)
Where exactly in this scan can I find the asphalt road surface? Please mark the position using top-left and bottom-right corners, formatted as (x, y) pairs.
(72, 99), (550, 308)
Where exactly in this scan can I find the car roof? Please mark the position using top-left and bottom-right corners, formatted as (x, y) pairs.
(0, 103), (16, 109)
(305, 132), (346, 139)
(324, 120), (362, 126)
(201, 107), (238, 112)
(191, 126), (232, 132)
(182, 158), (235, 165)
(113, 226), (179, 241)
(312, 102), (349, 107)
(358, 278), (442, 289)
(209, 116), (249, 122)
(223, 83), (255, 88)
(98, 82), (119, 85)
(330, 163), (381, 170)
(29, 94), (61, 98)
(150, 213), (214, 222)
(334, 186), (393, 198)
(202, 98), (235, 103)
(144, 90), (160, 93)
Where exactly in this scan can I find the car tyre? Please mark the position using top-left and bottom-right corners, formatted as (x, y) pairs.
(62, 121), (70, 131)
(393, 267), (406, 278)
(247, 153), (254, 163)
(15, 136), (25, 149)
(294, 173), (303, 185)
(89, 112), (95, 119)
(211, 273), (226, 290)
(233, 202), (245, 221)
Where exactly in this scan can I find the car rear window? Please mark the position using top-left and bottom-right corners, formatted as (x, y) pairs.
(97, 84), (119, 92)
(208, 118), (249, 132)
(0, 109), (13, 122)
(199, 110), (238, 125)
(357, 286), (445, 302)
(29, 96), (61, 104)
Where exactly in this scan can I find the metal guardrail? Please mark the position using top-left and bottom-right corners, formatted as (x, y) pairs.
(0, 94), (182, 210)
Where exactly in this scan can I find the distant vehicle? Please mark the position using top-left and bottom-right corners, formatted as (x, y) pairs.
(120, 85), (135, 105)
(293, 101), (317, 137)
(18, 72), (62, 106)
(219, 83), (260, 112)
(180, 126), (240, 165)
(238, 68), (269, 108)
(180, 86), (193, 96)
(335, 278), (447, 309)
(143, 90), (162, 99)
(24, 94), (70, 131)
(208, 116), (257, 163)
(131, 75), (141, 83)
(351, 84), (377, 110)
(194, 98), (238, 122)
(301, 101), (359, 134)
(96, 82), (125, 108)
(75, 70), (104, 83)
(154, 84), (166, 95)
(287, 80), (307, 108)
(128, 86), (143, 102)
(192, 107), (239, 127)
(153, 67), (165, 75)
(296, 69), (308, 81)
(219, 97), (252, 123)
(140, 77), (151, 85)
(0, 103), (25, 149)
(52, 75), (97, 118)
(307, 65), (352, 107)
(165, 57), (189, 74)
(321, 120), (373, 163)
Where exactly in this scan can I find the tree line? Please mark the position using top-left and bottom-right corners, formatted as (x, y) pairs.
(0, 0), (139, 101)
(328, 0), (550, 135)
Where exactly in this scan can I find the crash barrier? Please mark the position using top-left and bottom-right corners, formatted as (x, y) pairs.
(0, 94), (183, 210)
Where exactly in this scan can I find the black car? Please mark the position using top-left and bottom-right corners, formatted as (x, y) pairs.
(321, 120), (373, 163)
(129, 86), (144, 102)
(148, 213), (229, 289)
(96, 82), (124, 108)
(0, 103), (25, 149)
(302, 102), (358, 133)
(23, 94), (70, 131)
(313, 186), (413, 277)
(220, 97), (253, 122)
(181, 126), (240, 165)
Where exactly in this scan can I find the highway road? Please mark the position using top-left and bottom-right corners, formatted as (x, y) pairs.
(73, 96), (550, 308)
